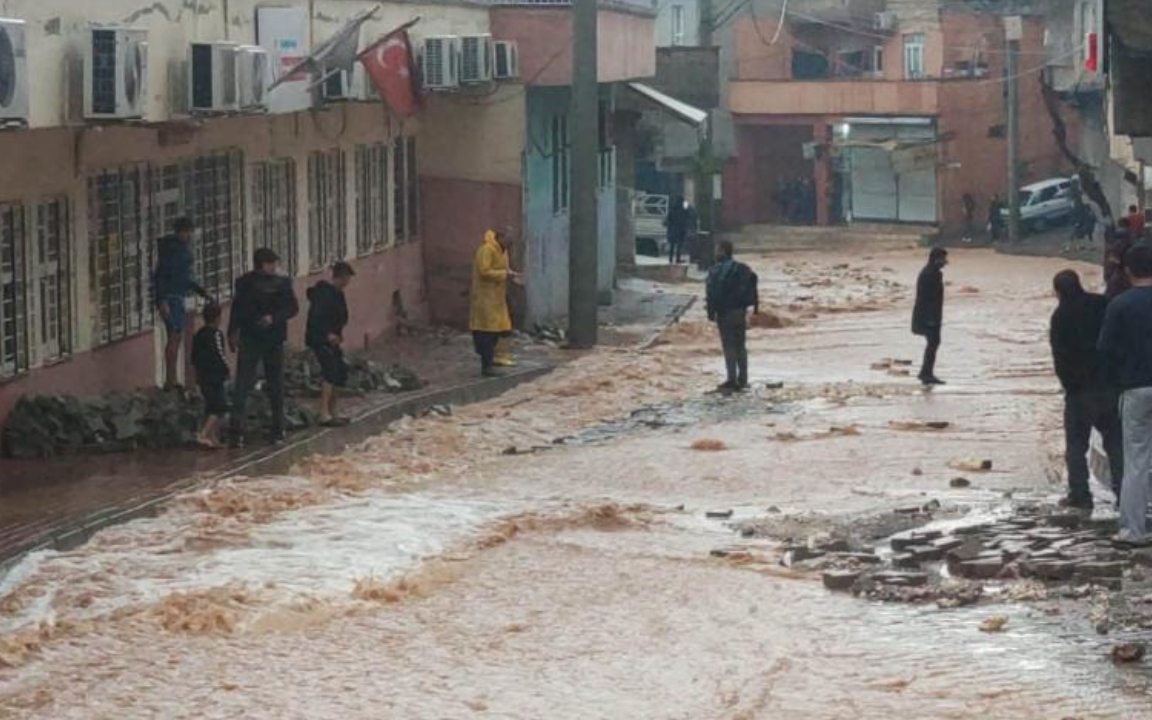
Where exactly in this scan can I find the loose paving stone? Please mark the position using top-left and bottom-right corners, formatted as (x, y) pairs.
(872, 571), (929, 587)
(906, 545), (945, 562)
(892, 553), (921, 569)
(823, 570), (861, 592)
(831, 552), (882, 565)
(931, 536), (965, 553)
(782, 547), (826, 567)
(1022, 560), (1078, 582)
(705, 509), (734, 520)
(1111, 642), (1147, 663)
(956, 558), (1006, 580)
(1043, 512), (1083, 530)
(1074, 561), (1126, 579)
(950, 477), (972, 488)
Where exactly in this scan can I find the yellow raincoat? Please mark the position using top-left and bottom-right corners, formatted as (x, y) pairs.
(469, 230), (512, 333)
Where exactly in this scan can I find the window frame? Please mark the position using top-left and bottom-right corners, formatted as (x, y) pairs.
(355, 143), (392, 256)
(251, 157), (299, 276)
(551, 114), (570, 215)
(904, 33), (926, 80)
(671, 5), (685, 47)
(307, 148), (348, 271)
(0, 201), (30, 379)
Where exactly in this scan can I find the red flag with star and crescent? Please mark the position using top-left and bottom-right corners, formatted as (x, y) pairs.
(359, 24), (421, 118)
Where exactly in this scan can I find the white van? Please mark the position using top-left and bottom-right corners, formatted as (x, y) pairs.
(1000, 177), (1076, 233)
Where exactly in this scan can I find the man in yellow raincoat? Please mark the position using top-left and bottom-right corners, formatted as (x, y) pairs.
(470, 230), (520, 376)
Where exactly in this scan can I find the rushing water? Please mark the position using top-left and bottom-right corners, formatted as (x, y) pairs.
(2, 247), (1149, 718)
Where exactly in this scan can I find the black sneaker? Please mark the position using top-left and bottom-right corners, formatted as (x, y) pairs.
(920, 375), (946, 386)
(717, 381), (738, 393)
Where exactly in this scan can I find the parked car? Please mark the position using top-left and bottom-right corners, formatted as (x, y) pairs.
(1000, 177), (1077, 233)
(634, 192), (670, 257)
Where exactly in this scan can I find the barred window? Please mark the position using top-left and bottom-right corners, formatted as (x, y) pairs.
(89, 164), (153, 345)
(393, 136), (407, 243)
(551, 114), (570, 214)
(308, 148), (347, 270)
(406, 137), (419, 238)
(252, 158), (298, 276)
(34, 197), (71, 363)
(355, 144), (390, 256)
(184, 151), (245, 299)
(0, 202), (29, 378)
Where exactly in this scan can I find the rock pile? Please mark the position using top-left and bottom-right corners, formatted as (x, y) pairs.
(2, 387), (318, 459)
(284, 351), (423, 397)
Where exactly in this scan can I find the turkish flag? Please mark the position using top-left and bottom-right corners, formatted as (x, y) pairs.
(360, 29), (420, 118)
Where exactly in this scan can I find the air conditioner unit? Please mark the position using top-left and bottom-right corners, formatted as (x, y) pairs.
(874, 11), (897, 31)
(459, 34), (493, 84)
(189, 41), (240, 113)
(0, 18), (29, 123)
(237, 45), (269, 110)
(493, 40), (519, 80)
(420, 36), (460, 90)
(84, 25), (148, 120)
(320, 65), (377, 103)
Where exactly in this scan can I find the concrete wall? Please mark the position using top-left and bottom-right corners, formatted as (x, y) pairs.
(653, 0), (700, 48)
(491, 7), (657, 87)
(524, 86), (617, 326)
(4, 0), (491, 128)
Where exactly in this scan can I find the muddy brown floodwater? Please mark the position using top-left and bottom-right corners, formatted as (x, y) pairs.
(2, 245), (1150, 719)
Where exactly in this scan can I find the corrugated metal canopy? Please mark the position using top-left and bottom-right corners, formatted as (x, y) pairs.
(627, 82), (708, 126)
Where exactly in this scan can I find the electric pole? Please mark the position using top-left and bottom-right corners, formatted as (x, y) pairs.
(568, 0), (599, 347)
(1006, 16), (1022, 243)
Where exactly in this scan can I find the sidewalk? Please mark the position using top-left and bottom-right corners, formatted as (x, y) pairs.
(0, 328), (558, 570)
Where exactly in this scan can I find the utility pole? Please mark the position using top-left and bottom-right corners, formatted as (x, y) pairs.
(1005, 16), (1022, 243)
(568, 0), (599, 347)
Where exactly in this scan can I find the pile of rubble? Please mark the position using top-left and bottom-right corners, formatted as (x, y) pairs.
(1, 388), (317, 459)
(792, 506), (1151, 606)
(284, 350), (423, 397)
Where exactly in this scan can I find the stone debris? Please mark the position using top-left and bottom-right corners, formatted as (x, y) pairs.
(979, 616), (1009, 633)
(691, 439), (728, 452)
(822, 570), (861, 592)
(285, 350), (423, 396)
(705, 509), (734, 520)
(952, 458), (994, 472)
(1, 388), (318, 458)
(1111, 642), (1147, 664)
(950, 477), (972, 488)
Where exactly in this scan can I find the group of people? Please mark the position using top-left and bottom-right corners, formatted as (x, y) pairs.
(960, 193), (1007, 243)
(774, 178), (817, 225)
(912, 239), (1152, 545)
(155, 219), (355, 449)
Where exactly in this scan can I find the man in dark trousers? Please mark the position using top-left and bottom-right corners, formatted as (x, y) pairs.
(665, 195), (689, 264)
(912, 247), (948, 386)
(153, 217), (210, 390)
(1050, 270), (1123, 511)
(706, 239), (758, 392)
(1098, 244), (1152, 545)
(228, 248), (299, 446)
(306, 261), (355, 427)
(988, 194), (1006, 242)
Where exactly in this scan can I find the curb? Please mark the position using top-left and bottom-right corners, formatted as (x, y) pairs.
(0, 365), (552, 576)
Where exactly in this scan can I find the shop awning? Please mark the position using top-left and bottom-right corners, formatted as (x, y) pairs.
(627, 82), (708, 126)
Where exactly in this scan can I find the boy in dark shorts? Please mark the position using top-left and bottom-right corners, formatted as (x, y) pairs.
(192, 302), (229, 449)
(306, 262), (355, 426)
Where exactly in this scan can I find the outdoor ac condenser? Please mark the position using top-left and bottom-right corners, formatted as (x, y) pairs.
(420, 36), (460, 90)
(459, 34), (493, 84)
(493, 40), (519, 81)
(237, 44), (269, 111)
(0, 18), (29, 124)
(84, 25), (148, 119)
(190, 41), (240, 113)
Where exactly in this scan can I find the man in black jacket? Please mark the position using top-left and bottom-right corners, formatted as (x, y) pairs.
(1098, 244), (1152, 544)
(153, 217), (210, 390)
(228, 248), (299, 445)
(306, 261), (355, 427)
(706, 240), (758, 392)
(1050, 270), (1123, 511)
(912, 248), (948, 386)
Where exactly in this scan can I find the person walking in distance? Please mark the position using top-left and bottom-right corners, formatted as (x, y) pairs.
(1098, 244), (1152, 545)
(988, 194), (1006, 242)
(470, 230), (520, 377)
(153, 217), (210, 390)
(228, 248), (299, 446)
(1126, 205), (1146, 241)
(706, 239), (759, 392)
(912, 248), (948, 386)
(191, 302), (229, 450)
(961, 193), (977, 243)
(1050, 270), (1124, 512)
(665, 195), (689, 265)
(306, 261), (355, 427)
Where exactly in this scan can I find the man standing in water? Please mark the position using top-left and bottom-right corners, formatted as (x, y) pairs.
(1050, 269), (1123, 512)
(706, 240), (758, 392)
(470, 230), (520, 377)
(228, 248), (299, 446)
(912, 247), (948, 386)
(153, 217), (210, 390)
(1098, 244), (1152, 545)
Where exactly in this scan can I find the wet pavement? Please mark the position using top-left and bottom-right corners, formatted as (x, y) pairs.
(1, 241), (1149, 718)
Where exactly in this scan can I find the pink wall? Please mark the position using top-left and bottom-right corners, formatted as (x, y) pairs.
(491, 7), (656, 86)
(421, 177), (523, 328)
(0, 243), (429, 429)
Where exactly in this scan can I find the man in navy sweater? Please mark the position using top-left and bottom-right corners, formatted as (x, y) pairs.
(1098, 244), (1152, 544)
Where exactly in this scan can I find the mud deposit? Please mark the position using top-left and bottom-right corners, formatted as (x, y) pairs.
(1, 247), (1148, 719)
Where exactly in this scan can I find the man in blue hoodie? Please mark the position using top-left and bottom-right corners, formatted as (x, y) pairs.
(306, 261), (355, 426)
(153, 217), (209, 390)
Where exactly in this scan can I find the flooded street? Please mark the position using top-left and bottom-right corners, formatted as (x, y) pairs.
(2, 244), (1150, 718)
